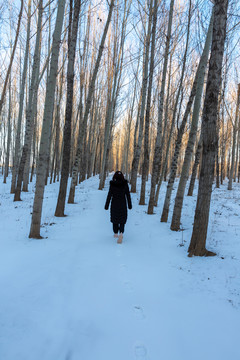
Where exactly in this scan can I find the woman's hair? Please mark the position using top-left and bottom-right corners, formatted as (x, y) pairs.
(113, 171), (125, 182)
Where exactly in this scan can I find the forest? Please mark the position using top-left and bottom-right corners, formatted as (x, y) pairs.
(0, 0), (240, 358)
(0, 0), (239, 252)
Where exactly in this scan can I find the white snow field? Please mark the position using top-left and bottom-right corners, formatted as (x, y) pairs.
(0, 174), (240, 360)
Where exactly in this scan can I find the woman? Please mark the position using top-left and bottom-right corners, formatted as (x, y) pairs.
(105, 171), (132, 243)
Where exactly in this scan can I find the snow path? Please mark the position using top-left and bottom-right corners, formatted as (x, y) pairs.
(0, 175), (240, 360)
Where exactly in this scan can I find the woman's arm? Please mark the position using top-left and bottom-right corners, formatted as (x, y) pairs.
(105, 187), (112, 210)
(125, 183), (132, 209)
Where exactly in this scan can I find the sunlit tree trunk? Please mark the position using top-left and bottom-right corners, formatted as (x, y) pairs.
(228, 83), (240, 190)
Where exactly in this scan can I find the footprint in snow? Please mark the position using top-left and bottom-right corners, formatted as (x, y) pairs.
(119, 263), (128, 276)
(118, 264), (134, 292)
(134, 305), (145, 319)
(65, 350), (72, 360)
(134, 343), (148, 359)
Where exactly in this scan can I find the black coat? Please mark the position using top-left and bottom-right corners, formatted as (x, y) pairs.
(105, 179), (132, 224)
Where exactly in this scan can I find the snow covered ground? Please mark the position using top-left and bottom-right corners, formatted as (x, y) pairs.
(0, 174), (240, 360)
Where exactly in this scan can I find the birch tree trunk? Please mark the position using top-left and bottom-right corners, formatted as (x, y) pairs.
(29, 0), (66, 238)
(160, 7), (212, 222)
(3, 81), (11, 183)
(11, 0), (32, 193)
(67, 0), (115, 204)
(14, 0), (43, 201)
(187, 132), (202, 196)
(139, 0), (157, 205)
(0, 0), (23, 119)
(22, 38), (41, 192)
(130, 0), (153, 193)
(154, 0), (192, 215)
(170, 12), (214, 231)
(228, 83), (240, 190)
(99, 0), (130, 190)
(55, 0), (81, 217)
(188, 0), (228, 257)
(147, 0), (174, 212)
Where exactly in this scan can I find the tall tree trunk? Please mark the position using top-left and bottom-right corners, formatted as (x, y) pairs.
(22, 40), (41, 192)
(11, 0), (32, 193)
(55, 0), (81, 217)
(14, 0), (43, 201)
(0, 0), (23, 119)
(130, 0), (153, 193)
(160, 7), (212, 222)
(228, 83), (240, 190)
(3, 81), (11, 183)
(29, 0), (66, 238)
(187, 132), (202, 196)
(170, 11), (214, 231)
(99, 0), (130, 190)
(68, 0), (115, 204)
(147, 0), (175, 212)
(188, 0), (228, 257)
(139, 0), (158, 205)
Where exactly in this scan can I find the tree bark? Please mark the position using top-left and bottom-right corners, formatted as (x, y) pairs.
(0, 0), (23, 119)
(3, 81), (11, 183)
(187, 132), (202, 196)
(68, 0), (115, 203)
(139, 0), (158, 205)
(130, 0), (153, 193)
(170, 11), (214, 231)
(228, 83), (240, 190)
(147, 0), (175, 212)
(55, 0), (81, 216)
(14, 0), (43, 201)
(160, 6), (212, 222)
(11, 0), (32, 193)
(29, 0), (66, 238)
(188, 0), (228, 257)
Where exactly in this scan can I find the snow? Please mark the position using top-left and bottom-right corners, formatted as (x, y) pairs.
(0, 174), (240, 360)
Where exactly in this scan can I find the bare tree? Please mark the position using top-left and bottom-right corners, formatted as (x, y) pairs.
(10, 0), (32, 193)
(130, 0), (153, 193)
(139, 0), (158, 205)
(29, 0), (66, 238)
(147, 0), (175, 212)
(14, 0), (43, 201)
(188, 0), (228, 257)
(170, 11), (214, 231)
(55, 0), (81, 217)
(160, 7), (213, 222)
(67, 0), (115, 204)
(228, 83), (240, 190)
(0, 0), (23, 119)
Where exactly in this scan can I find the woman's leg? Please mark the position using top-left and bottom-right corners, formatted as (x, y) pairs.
(117, 224), (125, 244)
(119, 224), (125, 233)
(113, 223), (119, 235)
